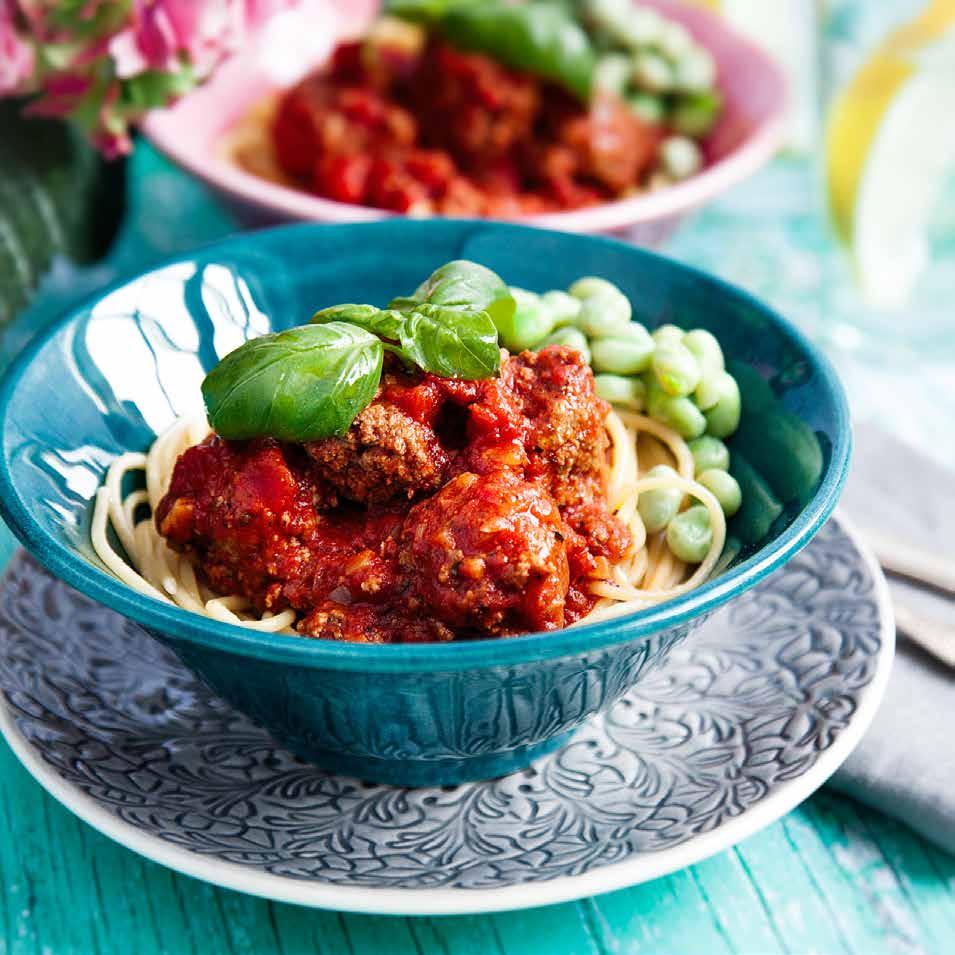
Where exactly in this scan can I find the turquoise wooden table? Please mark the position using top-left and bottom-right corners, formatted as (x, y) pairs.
(1, 145), (954, 955)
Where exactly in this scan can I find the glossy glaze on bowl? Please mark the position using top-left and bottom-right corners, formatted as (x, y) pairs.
(140, 0), (787, 240)
(0, 221), (849, 785)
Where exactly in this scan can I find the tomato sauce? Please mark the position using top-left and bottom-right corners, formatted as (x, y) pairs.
(270, 38), (660, 216)
(156, 347), (631, 643)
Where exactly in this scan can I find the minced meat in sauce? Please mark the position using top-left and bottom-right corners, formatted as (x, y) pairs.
(270, 38), (660, 216)
(155, 346), (631, 643)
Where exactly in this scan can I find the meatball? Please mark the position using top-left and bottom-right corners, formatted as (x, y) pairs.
(400, 470), (569, 634)
(304, 401), (450, 504)
(409, 41), (540, 165)
(155, 436), (316, 609)
(506, 346), (612, 504)
(550, 92), (659, 193)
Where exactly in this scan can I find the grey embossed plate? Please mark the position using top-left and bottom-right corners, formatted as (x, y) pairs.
(0, 515), (893, 915)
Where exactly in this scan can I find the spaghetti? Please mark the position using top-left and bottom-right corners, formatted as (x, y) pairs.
(91, 407), (726, 635)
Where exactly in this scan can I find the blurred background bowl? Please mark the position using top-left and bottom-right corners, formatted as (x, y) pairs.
(140, 0), (787, 246)
(0, 221), (848, 787)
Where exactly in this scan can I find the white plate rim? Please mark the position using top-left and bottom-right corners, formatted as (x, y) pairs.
(0, 512), (895, 916)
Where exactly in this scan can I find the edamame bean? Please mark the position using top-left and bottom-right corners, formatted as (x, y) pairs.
(651, 323), (685, 347)
(667, 504), (713, 563)
(671, 90), (721, 137)
(683, 329), (725, 409)
(638, 465), (683, 533)
(585, 0), (634, 34)
(698, 468), (742, 517)
(657, 21), (693, 59)
(595, 373), (646, 410)
(682, 329), (724, 370)
(632, 50), (673, 93)
(660, 135), (703, 180)
(576, 289), (633, 337)
(647, 380), (707, 438)
(594, 53), (633, 95)
(704, 372), (741, 438)
(673, 47), (716, 93)
(591, 326), (655, 374)
(497, 288), (555, 352)
(568, 276), (621, 300)
(688, 435), (730, 475)
(628, 92), (665, 125)
(539, 326), (591, 365)
(541, 290), (582, 328)
(652, 342), (701, 397)
(621, 6), (665, 47)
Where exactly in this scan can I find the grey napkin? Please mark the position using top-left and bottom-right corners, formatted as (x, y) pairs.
(828, 423), (955, 852)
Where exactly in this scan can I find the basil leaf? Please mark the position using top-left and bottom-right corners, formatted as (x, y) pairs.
(440, 4), (594, 101)
(384, 0), (478, 24)
(398, 303), (500, 380)
(387, 296), (421, 312)
(202, 323), (383, 441)
(311, 303), (405, 340)
(393, 259), (516, 330)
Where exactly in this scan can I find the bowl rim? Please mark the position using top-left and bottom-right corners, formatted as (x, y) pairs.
(139, 0), (788, 233)
(0, 220), (851, 673)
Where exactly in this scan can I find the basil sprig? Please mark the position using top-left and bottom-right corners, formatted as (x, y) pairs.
(202, 260), (511, 442)
(386, 0), (595, 101)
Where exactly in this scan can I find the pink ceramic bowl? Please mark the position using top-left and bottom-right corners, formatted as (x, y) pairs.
(141, 0), (787, 244)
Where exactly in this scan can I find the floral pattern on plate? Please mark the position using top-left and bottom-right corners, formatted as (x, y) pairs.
(0, 518), (884, 890)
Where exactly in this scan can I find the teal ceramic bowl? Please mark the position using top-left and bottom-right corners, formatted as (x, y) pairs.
(0, 221), (850, 786)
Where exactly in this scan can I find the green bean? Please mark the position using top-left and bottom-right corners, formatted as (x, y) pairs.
(568, 276), (621, 301)
(647, 378), (707, 439)
(497, 288), (555, 352)
(638, 465), (683, 533)
(660, 135), (703, 180)
(671, 90), (722, 137)
(591, 326), (655, 375)
(704, 372), (742, 438)
(632, 50), (673, 93)
(672, 46), (716, 93)
(688, 435), (730, 475)
(541, 290), (582, 328)
(628, 92), (665, 125)
(594, 373), (646, 411)
(651, 323), (685, 347)
(652, 342), (701, 397)
(539, 326), (591, 364)
(698, 468), (742, 517)
(667, 504), (713, 563)
(594, 53), (633, 95)
(683, 329), (725, 409)
(576, 289), (633, 337)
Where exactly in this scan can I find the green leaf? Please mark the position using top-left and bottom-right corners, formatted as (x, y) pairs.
(0, 101), (126, 327)
(440, 3), (595, 101)
(398, 303), (500, 379)
(202, 323), (384, 441)
(384, 0), (478, 24)
(395, 259), (516, 330)
(310, 303), (406, 340)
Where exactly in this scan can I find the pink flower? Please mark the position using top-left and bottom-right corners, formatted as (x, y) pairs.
(23, 72), (90, 117)
(0, 1), (35, 94)
(110, 0), (296, 80)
